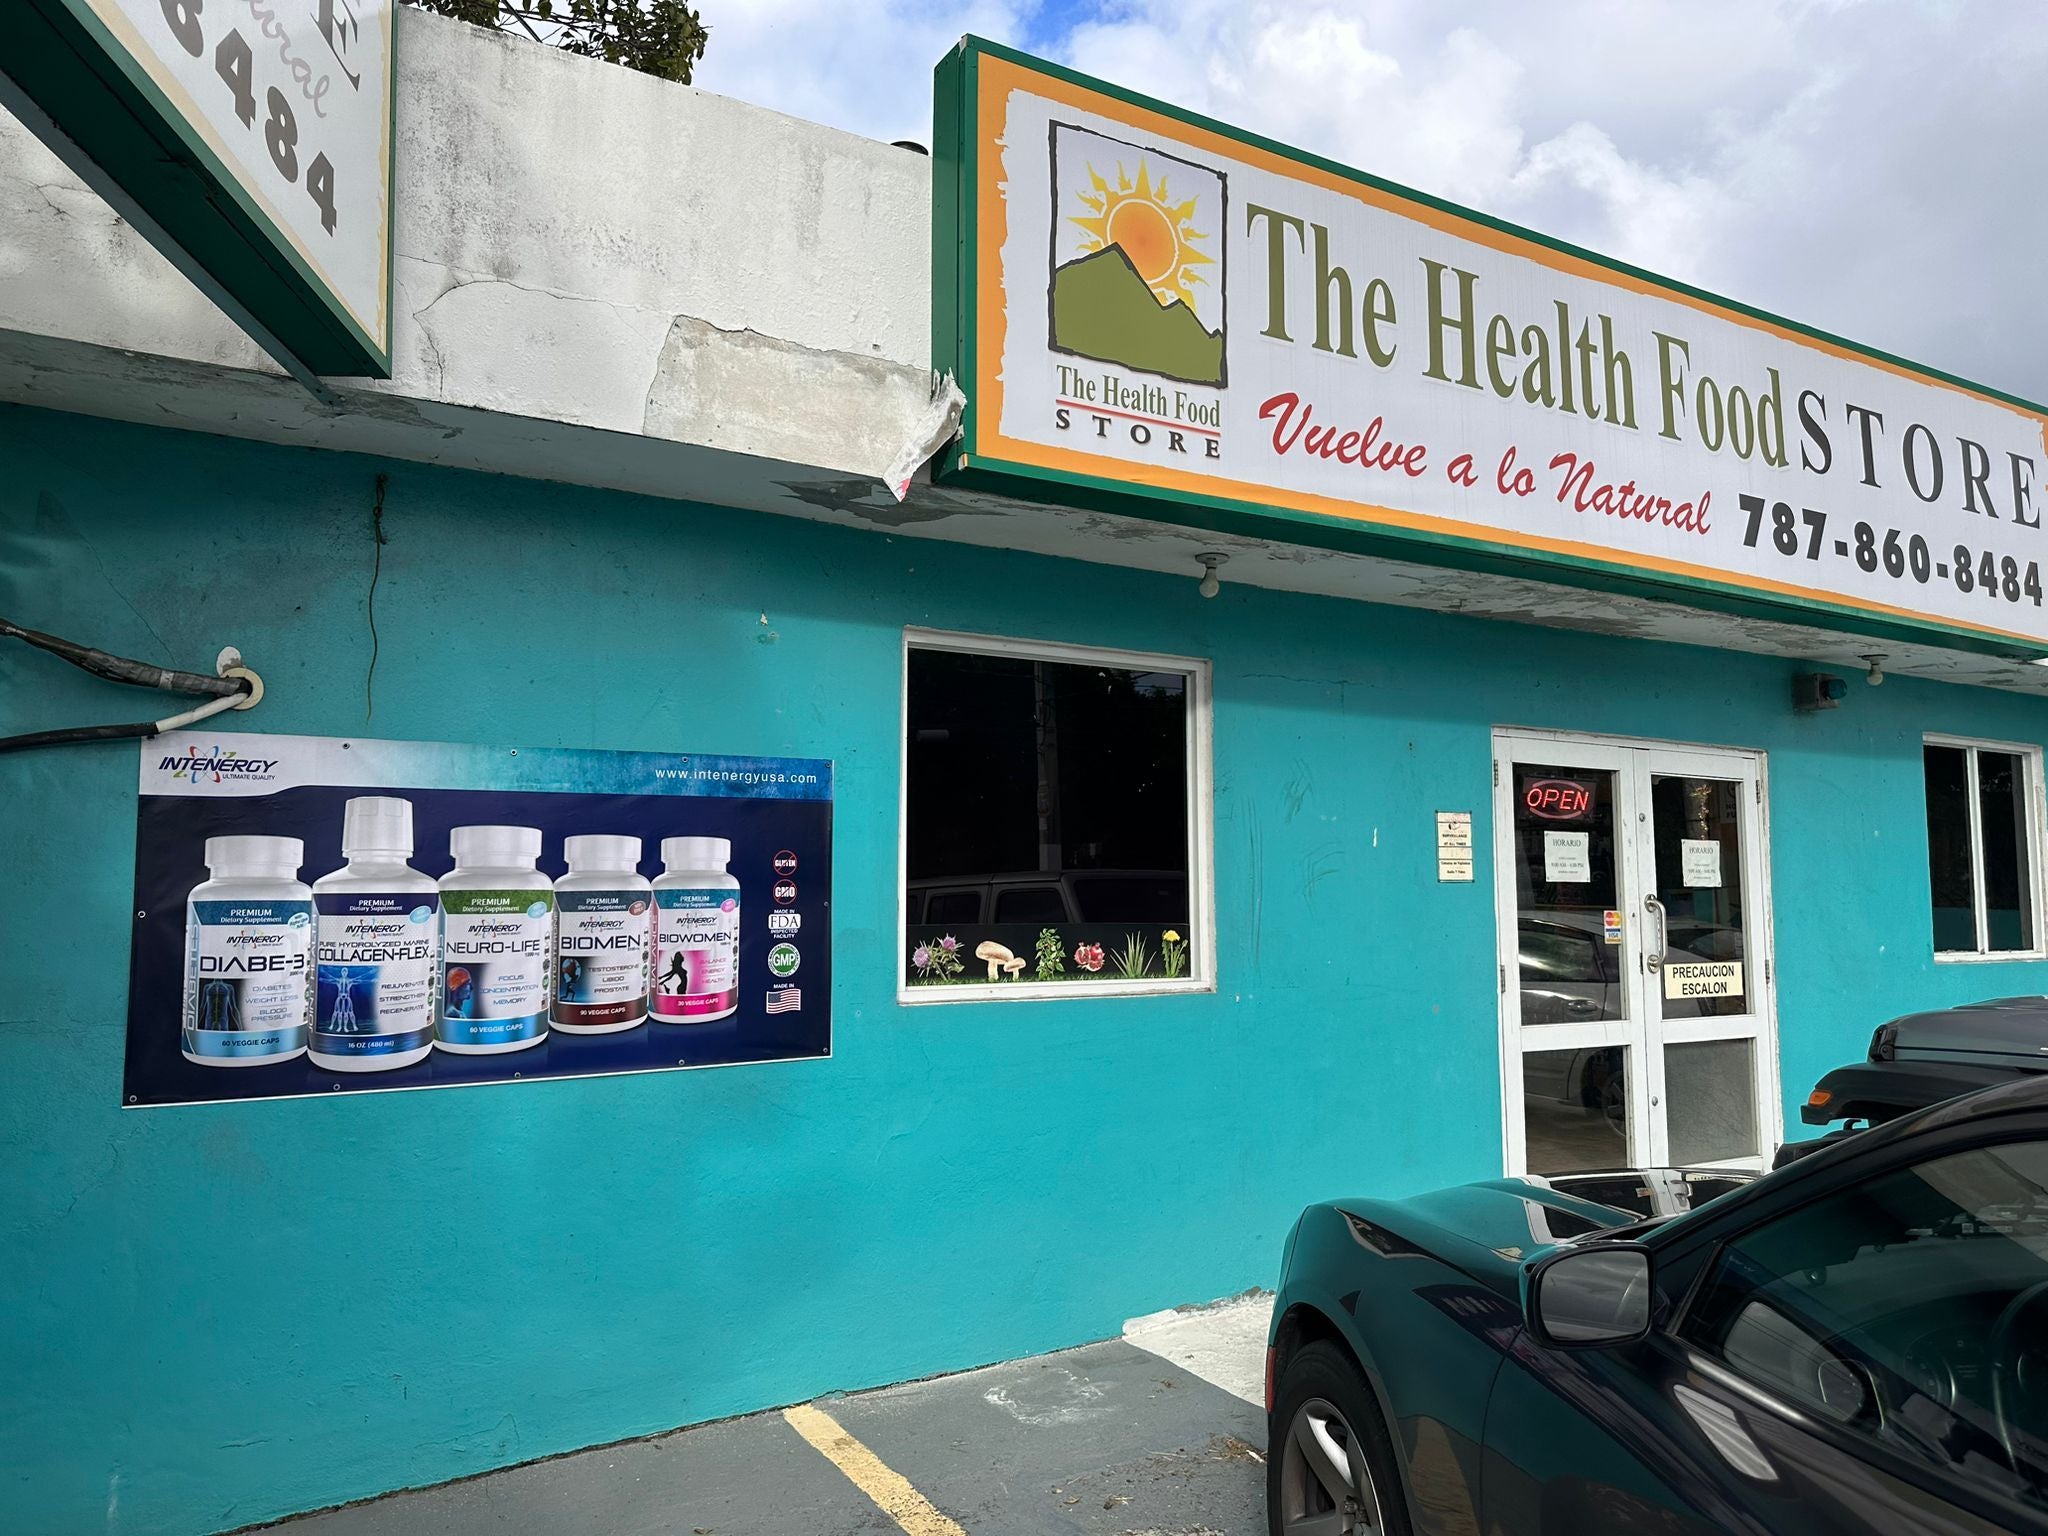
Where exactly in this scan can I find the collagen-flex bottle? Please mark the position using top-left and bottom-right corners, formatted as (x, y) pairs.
(652, 836), (740, 1023)
(436, 825), (553, 1054)
(552, 835), (653, 1034)
(181, 835), (314, 1067)
(310, 797), (440, 1072)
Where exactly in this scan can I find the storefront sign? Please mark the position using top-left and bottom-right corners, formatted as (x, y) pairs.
(1680, 838), (1724, 888)
(1665, 960), (1743, 1001)
(934, 39), (2048, 656)
(6, 0), (394, 375)
(122, 733), (831, 1107)
(1543, 830), (1591, 884)
(1523, 778), (1594, 821)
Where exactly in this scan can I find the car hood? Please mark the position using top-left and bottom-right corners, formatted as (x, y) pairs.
(1333, 1168), (1753, 1299)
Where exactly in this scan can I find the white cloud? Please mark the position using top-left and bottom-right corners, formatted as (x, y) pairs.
(699, 0), (2048, 398)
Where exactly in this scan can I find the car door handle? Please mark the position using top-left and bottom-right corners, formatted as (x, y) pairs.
(1566, 997), (1598, 1014)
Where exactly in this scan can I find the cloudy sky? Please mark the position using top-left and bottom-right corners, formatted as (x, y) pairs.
(694, 0), (2048, 402)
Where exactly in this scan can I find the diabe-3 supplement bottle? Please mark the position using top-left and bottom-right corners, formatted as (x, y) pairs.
(181, 835), (313, 1067)
(552, 834), (653, 1033)
(652, 836), (740, 1023)
(311, 797), (439, 1072)
(436, 825), (553, 1054)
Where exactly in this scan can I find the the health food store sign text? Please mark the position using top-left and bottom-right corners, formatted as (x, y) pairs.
(7, 0), (394, 375)
(933, 40), (2048, 655)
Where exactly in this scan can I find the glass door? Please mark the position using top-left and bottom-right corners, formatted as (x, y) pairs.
(1494, 732), (1779, 1176)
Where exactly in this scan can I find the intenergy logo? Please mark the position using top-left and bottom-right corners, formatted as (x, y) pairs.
(162, 743), (282, 786)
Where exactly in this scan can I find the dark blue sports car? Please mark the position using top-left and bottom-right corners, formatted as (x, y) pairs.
(1267, 1076), (2048, 1534)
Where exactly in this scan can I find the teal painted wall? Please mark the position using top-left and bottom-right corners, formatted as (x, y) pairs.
(6, 402), (2048, 1533)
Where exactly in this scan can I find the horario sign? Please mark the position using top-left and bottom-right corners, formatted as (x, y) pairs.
(931, 39), (2048, 657)
(4, 0), (394, 377)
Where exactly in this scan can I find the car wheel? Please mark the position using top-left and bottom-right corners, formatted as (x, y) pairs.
(1268, 1338), (1409, 1536)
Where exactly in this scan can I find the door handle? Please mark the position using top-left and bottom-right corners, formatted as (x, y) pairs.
(1644, 894), (1668, 971)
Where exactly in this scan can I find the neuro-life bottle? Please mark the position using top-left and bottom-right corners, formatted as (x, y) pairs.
(552, 835), (653, 1034)
(436, 825), (553, 1054)
(181, 835), (313, 1067)
(652, 835), (741, 1024)
(310, 797), (440, 1072)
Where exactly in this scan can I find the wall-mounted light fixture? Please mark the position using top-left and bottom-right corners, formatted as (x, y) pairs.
(1861, 654), (1886, 687)
(1793, 673), (1849, 712)
(1196, 552), (1228, 599)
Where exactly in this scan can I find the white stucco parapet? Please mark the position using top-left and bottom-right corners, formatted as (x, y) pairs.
(0, 6), (933, 483)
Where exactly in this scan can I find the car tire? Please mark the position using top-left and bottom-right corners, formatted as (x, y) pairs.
(1268, 1338), (1411, 1536)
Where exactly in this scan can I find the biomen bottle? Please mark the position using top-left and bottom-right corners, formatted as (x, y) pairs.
(552, 834), (653, 1033)
(181, 835), (314, 1067)
(310, 796), (439, 1072)
(436, 825), (553, 1054)
(652, 836), (741, 1023)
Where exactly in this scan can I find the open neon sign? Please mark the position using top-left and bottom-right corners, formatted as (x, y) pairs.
(1523, 778), (1594, 821)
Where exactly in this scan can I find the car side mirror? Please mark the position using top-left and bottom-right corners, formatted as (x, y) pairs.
(1527, 1244), (1652, 1347)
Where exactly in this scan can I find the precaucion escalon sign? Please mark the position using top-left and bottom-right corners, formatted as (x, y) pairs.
(935, 39), (2048, 656)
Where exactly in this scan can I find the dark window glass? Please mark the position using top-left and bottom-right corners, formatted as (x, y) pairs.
(1925, 745), (2038, 955)
(993, 886), (1067, 924)
(1071, 874), (1186, 922)
(906, 646), (1193, 988)
(1681, 1138), (2048, 1508)
(1924, 745), (1977, 953)
(923, 891), (982, 925)
(1980, 751), (2035, 952)
(1518, 925), (1601, 985)
(1510, 763), (1621, 1025)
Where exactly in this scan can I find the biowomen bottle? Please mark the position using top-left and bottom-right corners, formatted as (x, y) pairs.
(652, 836), (740, 1023)
(436, 825), (553, 1054)
(310, 797), (439, 1072)
(181, 835), (313, 1067)
(552, 835), (653, 1033)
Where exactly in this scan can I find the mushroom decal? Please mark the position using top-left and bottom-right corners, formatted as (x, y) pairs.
(974, 940), (1027, 980)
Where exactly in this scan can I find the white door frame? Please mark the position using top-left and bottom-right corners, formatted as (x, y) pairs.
(1492, 727), (1784, 1176)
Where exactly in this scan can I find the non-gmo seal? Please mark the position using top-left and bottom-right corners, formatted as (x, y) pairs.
(767, 942), (801, 978)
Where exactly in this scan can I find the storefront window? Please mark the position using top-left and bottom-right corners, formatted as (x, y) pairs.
(901, 632), (1209, 997)
(1924, 738), (2042, 958)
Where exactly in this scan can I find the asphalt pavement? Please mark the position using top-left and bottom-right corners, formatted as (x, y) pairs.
(258, 1294), (1276, 1536)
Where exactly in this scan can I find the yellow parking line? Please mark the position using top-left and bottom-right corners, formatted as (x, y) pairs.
(782, 1401), (968, 1536)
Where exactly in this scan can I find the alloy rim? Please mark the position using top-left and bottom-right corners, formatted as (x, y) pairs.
(1278, 1395), (1383, 1534)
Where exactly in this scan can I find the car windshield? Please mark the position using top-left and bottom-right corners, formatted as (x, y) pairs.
(1683, 1138), (2048, 1507)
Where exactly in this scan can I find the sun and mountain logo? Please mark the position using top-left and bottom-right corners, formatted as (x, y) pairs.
(1049, 125), (1226, 387)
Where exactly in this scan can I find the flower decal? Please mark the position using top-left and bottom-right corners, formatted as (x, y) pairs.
(1074, 942), (1106, 973)
(912, 936), (963, 982)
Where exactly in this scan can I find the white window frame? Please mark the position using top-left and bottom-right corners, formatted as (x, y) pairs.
(898, 627), (1216, 1004)
(1925, 732), (2048, 963)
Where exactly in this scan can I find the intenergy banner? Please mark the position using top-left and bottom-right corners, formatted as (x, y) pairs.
(123, 732), (831, 1108)
(936, 40), (2048, 654)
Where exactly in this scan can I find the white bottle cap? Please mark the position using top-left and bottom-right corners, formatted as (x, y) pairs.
(205, 834), (303, 876)
(342, 796), (414, 857)
(450, 824), (542, 866)
(565, 834), (642, 870)
(661, 835), (731, 870)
